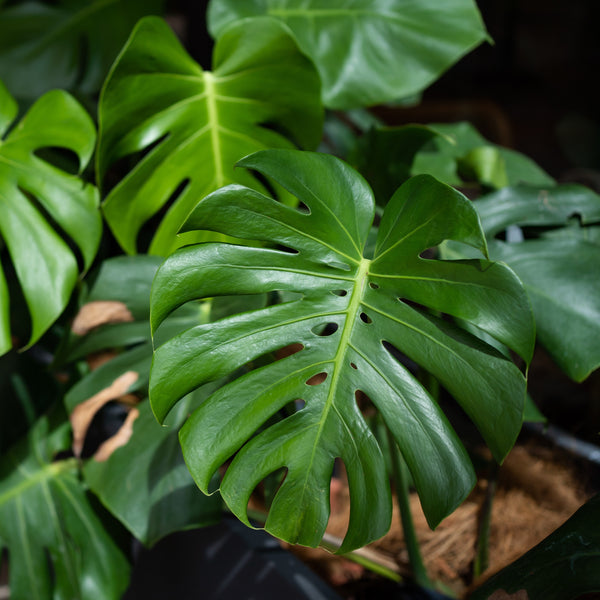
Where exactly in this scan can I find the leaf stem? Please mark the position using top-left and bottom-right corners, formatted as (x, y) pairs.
(386, 426), (434, 590)
(473, 459), (499, 578)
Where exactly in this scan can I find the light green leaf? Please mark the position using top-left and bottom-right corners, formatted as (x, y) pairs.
(412, 121), (555, 188)
(150, 149), (534, 552)
(472, 493), (600, 599)
(98, 16), (323, 256)
(208, 0), (490, 109)
(0, 408), (129, 600)
(0, 0), (164, 98)
(0, 81), (101, 355)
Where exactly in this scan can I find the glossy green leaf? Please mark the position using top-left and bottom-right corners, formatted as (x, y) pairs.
(445, 184), (600, 381)
(412, 121), (555, 188)
(0, 408), (129, 600)
(208, 0), (490, 109)
(472, 494), (600, 600)
(150, 149), (534, 552)
(0, 0), (164, 98)
(98, 16), (323, 256)
(0, 82), (101, 355)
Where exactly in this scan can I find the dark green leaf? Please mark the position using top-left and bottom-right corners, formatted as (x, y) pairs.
(208, 0), (490, 109)
(472, 494), (600, 600)
(0, 81), (101, 355)
(150, 149), (534, 551)
(0, 408), (129, 600)
(97, 16), (323, 256)
(0, 0), (164, 98)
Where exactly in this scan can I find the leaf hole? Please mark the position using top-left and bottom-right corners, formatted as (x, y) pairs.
(350, 362), (358, 370)
(381, 340), (419, 373)
(360, 312), (372, 324)
(295, 399), (306, 411)
(306, 372), (328, 386)
(355, 390), (374, 415)
(331, 289), (348, 297)
(327, 459), (350, 538)
(33, 147), (81, 175)
(311, 322), (339, 337)
(296, 201), (311, 215)
(276, 244), (299, 254)
(369, 282), (379, 289)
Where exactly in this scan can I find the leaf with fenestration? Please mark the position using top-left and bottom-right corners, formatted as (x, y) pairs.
(0, 0), (164, 98)
(444, 184), (600, 381)
(0, 81), (101, 356)
(150, 149), (534, 551)
(97, 16), (323, 256)
(0, 409), (129, 599)
(208, 0), (489, 109)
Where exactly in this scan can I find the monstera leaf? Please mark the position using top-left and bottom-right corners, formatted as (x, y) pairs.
(97, 16), (323, 256)
(208, 0), (489, 109)
(0, 0), (164, 98)
(447, 184), (600, 381)
(150, 150), (534, 552)
(0, 408), (129, 600)
(0, 81), (101, 356)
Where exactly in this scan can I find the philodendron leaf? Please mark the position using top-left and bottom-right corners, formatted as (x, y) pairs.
(0, 408), (129, 600)
(472, 494), (600, 600)
(150, 149), (534, 552)
(444, 184), (600, 381)
(0, 81), (101, 355)
(208, 0), (489, 109)
(0, 0), (164, 98)
(98, 16), (323, 256)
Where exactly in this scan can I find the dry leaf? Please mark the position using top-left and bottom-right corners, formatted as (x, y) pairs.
(94, 407), (140, 462)
(70, 370), (139, 456)
(71, 300), (134, 335)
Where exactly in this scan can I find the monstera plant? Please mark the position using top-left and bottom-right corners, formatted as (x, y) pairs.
(2, 0), (600, 598)
(149, 149), (534, 551)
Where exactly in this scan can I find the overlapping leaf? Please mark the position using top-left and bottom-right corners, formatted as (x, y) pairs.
(444, 184), (600, 381)
(97, 16), (323, 256)
(208, 0), (489, 109)
(150, 149), (534, 551)
(0, 81), (101, 355)
(0, 0), (164, 98)
(0, 408), (129, 600)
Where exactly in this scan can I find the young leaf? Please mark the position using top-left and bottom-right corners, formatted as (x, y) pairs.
(0, 82), (101, 355)
(0, 0), (164, 98)
(208, 0), (490, 109)
(0, 408), (129, 600)
(97, 16), (323, 256)
(150, 149), (534, 552)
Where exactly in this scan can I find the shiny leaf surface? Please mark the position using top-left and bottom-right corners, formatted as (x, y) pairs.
(208, 0), (489, 109)
(0, 82), (101, 355)
(98, 16), (323, 256)
(150, 149), (534, 551)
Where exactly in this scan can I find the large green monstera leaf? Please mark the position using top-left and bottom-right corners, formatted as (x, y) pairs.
(208, 0), (489, 109)
(98, 16), (323, 256)
(0, 408), (129, 600)
(0, 81), (101, 355)
(150, 150), (534, 552)
(0, 0), (164, 98)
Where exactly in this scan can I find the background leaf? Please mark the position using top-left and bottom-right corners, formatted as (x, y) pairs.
(472, 494), (600, 600)
(98, 16), (323, 256)
(0, 0), (164, 99)
(208, 0), (490, 109)
(150, 149), (533, 552)
(444, 184), (600, 381)
(0, 82), (100, 355)
(0, 408), (130, 600)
